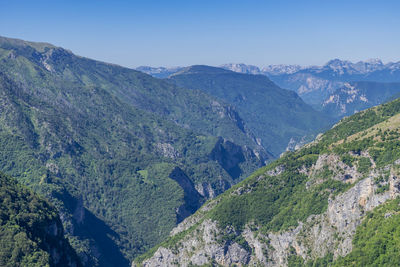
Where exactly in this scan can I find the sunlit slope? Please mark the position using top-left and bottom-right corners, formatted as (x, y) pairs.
(137, 97), (400, 266)
(0, 36), (269, 266)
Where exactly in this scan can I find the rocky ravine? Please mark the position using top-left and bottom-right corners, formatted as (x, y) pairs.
(134, 152), (400, 266)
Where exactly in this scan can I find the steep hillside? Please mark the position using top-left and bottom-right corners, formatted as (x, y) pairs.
(169, 65), (331, 156)
(0, 36), (269, 266)
(0, 172), (81, 267)
(323, 81), (400, 117)
(137, 97), (400, 266)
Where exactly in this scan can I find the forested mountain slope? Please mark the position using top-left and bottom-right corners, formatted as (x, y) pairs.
(0, 36), (269, 266)
(169, 65), (331, 155)
(0, 172), (81, 267)
(138, 97), (400, 266)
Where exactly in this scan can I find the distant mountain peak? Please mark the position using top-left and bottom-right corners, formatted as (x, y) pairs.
(320, 58), (390, 75)
(323, 59), (353, 73)
(221, 63), (304, 75)
(364, 58), (383, 65)
(261, 64), (303, 75)
(172, 65), (233, 76)
(220, 63), (262, 75)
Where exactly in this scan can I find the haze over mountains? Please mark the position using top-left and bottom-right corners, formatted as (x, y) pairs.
(224, 60), (400, 108)
(322, 81), (400, 118)
(2, 34), (400, 267)
(0, 36), (270, 266)
(138, 60), (400, 126)
(167, 65), (330, 156)
(0, 35), (332, 266)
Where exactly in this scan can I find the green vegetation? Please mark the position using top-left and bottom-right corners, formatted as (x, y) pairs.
(209, 146), (351, 233)
(0, 172), (80, 267)
(206, 97), (400, 235)
(288, 253), (335, 267)
(4, 35), (400, 267)
(340, 154), (356, 167)
(0, 36), (268, 265)
(320, 98), (400, 145)
(138, 95), (400, 265)
(333, 198), (400, 266)
(169, 65), (332, 156)
(357, 157), (372, 174)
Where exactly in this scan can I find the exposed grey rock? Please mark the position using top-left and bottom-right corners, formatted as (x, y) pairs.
(313, 153), (362, 184)
(267, 165), (285, 177)
(139, 154), (400, 267)
(140, 219), (250, 267)
(155, 143), (180, 159)
(195, 182), (217, 199)
(262, 168), (400, 265)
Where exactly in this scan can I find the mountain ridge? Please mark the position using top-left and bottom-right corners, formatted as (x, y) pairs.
(222, 60), (400, 109)
(137, 59), (400, 114)
(168, 64), (332, 156)
(137, 97), (400, 266)
(0, 35), (270, 265)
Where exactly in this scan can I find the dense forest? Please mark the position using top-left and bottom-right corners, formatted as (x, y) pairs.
(0, 172), (81, 267)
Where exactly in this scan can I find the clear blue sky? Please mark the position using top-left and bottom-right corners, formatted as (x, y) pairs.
(1, 0), (399, 68)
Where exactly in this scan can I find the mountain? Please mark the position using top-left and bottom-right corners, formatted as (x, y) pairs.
(135, 66), (183, 78)
(323, 81), (400, 117)
(222, 59), (400, 110)
(168, 65), (332, 156)
(222, 63), (303, 75)
(261, 64), (304, 75)
(0, 172), (81, 267)
(138, 60), (400, 118)
(219, 63), (262, 75)
(137, 97), (400, 266)
(0, 36), (270, 265)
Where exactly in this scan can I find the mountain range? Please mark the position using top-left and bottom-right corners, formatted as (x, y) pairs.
(322, 81), (400, 118)
(135, 66), (183, 79)
(138, 59), (400, 117)
(167, 65), (330, 156)
(0, 36), (335, 266)
(3, 35), (400, 267)
(222, 59), (400, 109)
(0, 36), (271, 266)
(137, 96), (400, 267)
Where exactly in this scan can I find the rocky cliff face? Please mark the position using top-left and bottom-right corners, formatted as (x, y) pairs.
(135, 98), (400, 266)
(221, 59), (400, 111)
(322, 81), (400, 117)
(137, 153), (400, 266)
